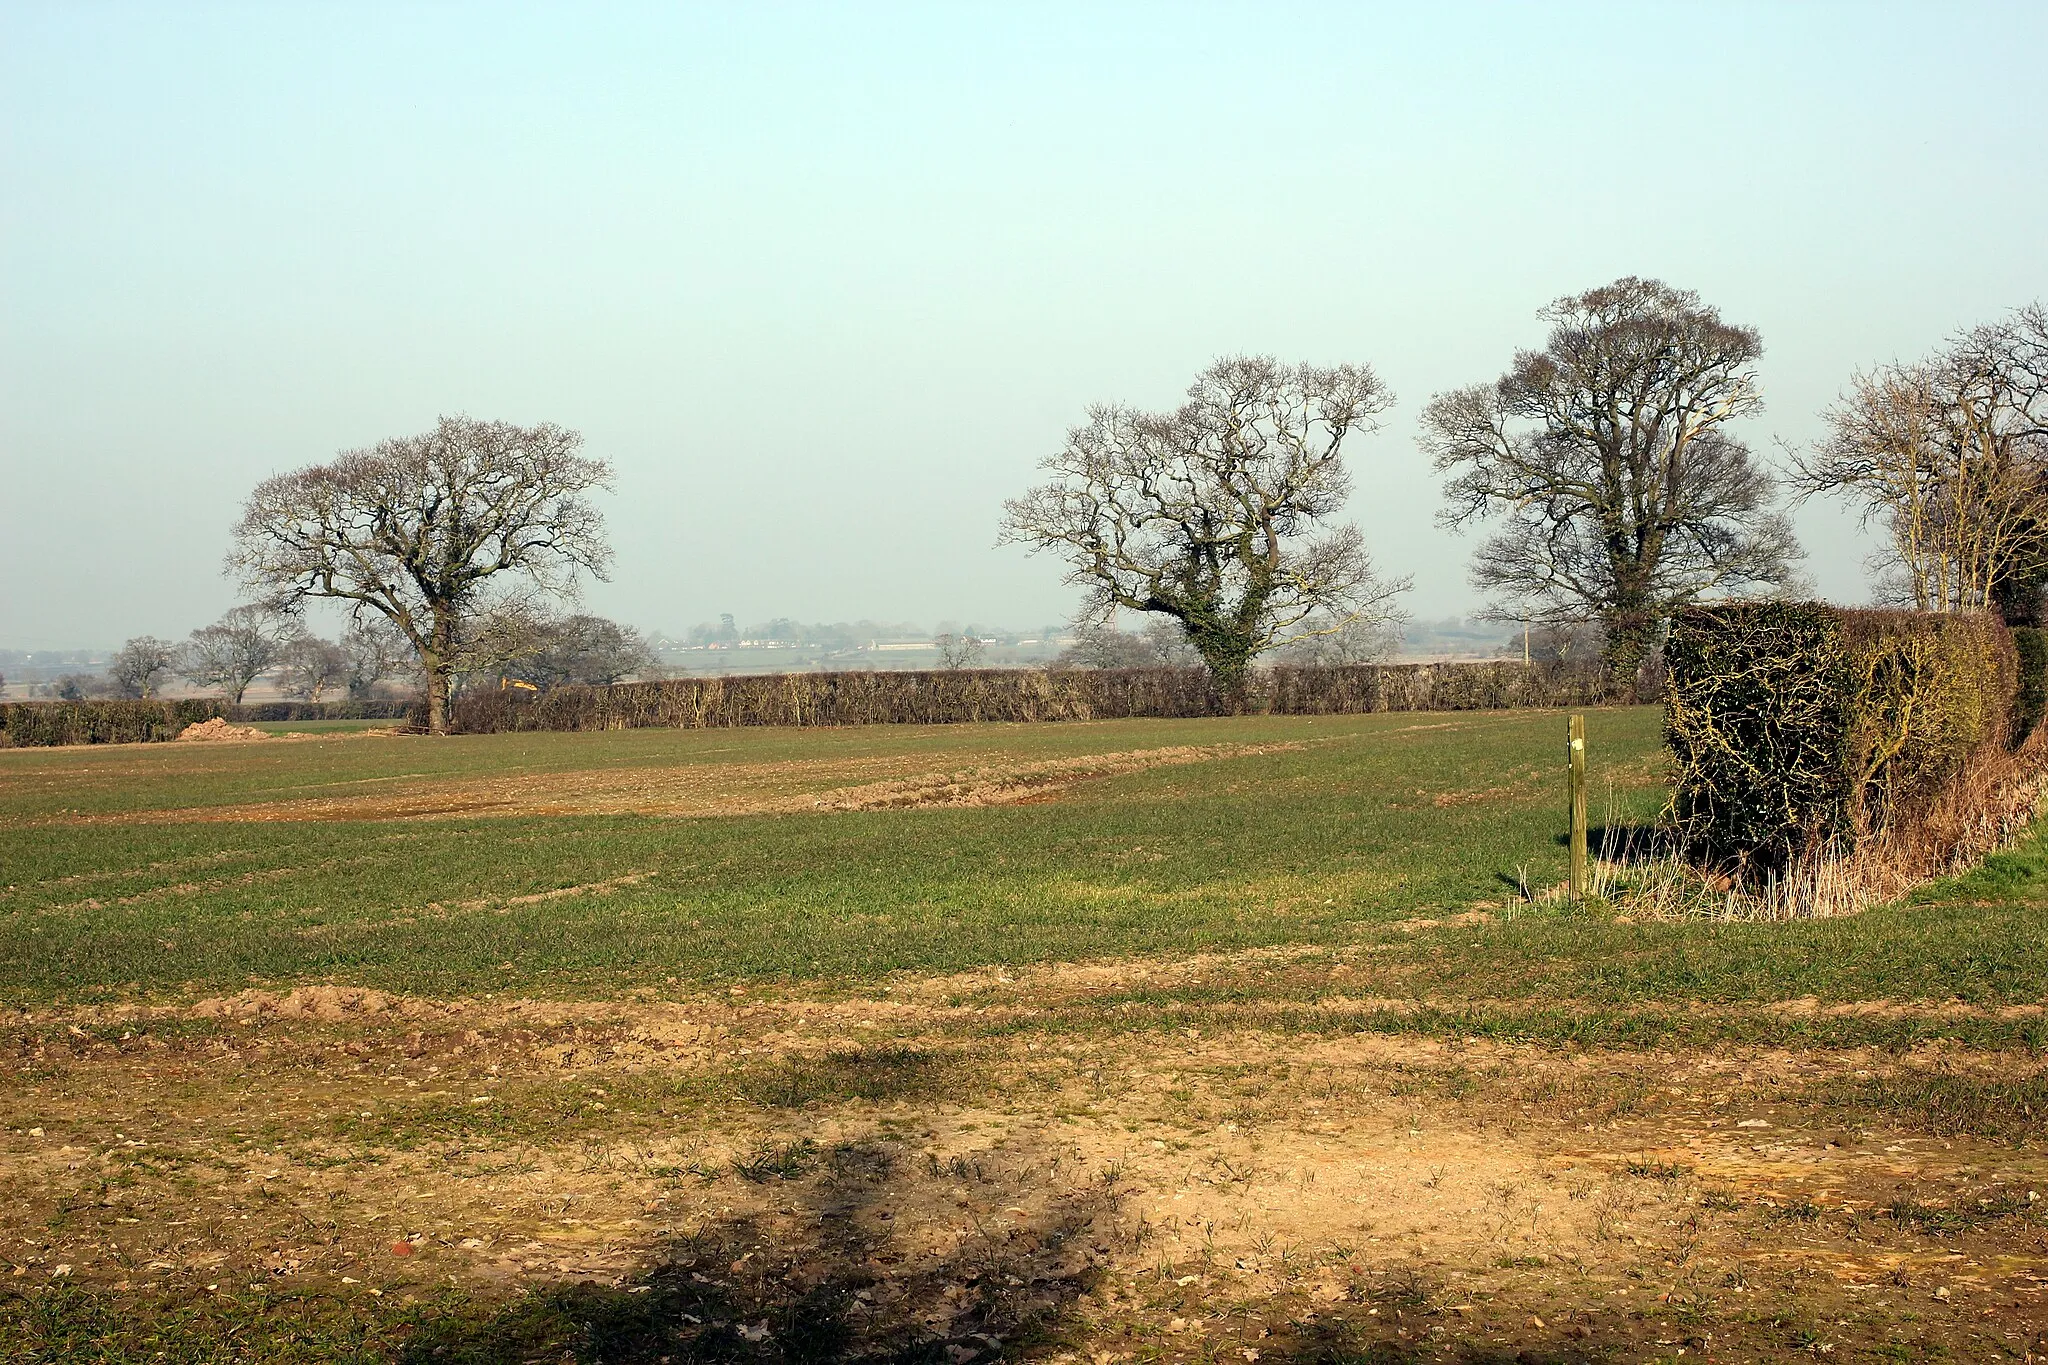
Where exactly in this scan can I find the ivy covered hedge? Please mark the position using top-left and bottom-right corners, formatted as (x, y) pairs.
(1664, 603), (2020, 871)
(0, 699), (231, 747)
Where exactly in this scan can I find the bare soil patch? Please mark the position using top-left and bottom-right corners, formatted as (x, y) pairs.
(68, 741), (1304, 824)
(5, 952), (2046, 1361)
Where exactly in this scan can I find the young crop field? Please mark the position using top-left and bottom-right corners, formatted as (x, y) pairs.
(3, 709), (2047, 1362)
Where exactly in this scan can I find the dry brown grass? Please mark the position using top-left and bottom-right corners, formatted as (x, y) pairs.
(6, 950), (2048, 1360)
(1564, 727), (2048, 922)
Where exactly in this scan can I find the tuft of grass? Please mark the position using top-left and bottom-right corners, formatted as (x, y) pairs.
(731, 1137), (819, 1182)
(737, 1047), (952, 1109)
(1887, 1189), (2038, 1236)
(1370, 1267), (1436, 1311)
(1815, 1065), (2048, 1142)
(1762, 1198), (1823, 1224)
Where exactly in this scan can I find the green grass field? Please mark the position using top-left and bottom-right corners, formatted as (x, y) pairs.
(1, 709), (1675, 1002)
(5, 705), (2046, 1040)
(244, 717), (396, 734)
(8, 709), (2048, 1363)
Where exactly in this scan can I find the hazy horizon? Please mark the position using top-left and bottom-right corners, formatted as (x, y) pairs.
(6, 2), (2046, 650)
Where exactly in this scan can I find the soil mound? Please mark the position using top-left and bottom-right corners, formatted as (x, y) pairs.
(189, 985), (405, 1019)
(174, 716), (269, 743)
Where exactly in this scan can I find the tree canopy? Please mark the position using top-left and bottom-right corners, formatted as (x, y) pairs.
(1001, 355), (1407, 706)
(231, 415), (612, 733)
(1422, 277), (1800, 676)
(1794, 304), (2048, 621)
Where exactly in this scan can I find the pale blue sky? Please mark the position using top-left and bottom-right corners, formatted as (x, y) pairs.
(4, 2), (2045, 647)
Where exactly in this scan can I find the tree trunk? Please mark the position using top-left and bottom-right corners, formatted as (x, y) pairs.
(1602, 611), (1658, 699)
(423, 608), (458, 735)
(425, 665), (451, 735)
(1192, 629), (1258, 715)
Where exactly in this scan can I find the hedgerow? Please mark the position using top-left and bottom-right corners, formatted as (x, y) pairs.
(0, 699), (230, 747)
(229, 699), (415, 722)
(1664, 604), (2025, 874)
(448, 661), (1623, 734)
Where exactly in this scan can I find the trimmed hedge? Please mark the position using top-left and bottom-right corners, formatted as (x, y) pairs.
(0, 696), (417, 746)
(0, 699), (231, 747)
(1263, 660), (1612, 714)
(1842, 609), (2016, 826)
(449, 660), (1623, 735)
(1665, 603), (2018, 870)
(229, 699), (415, 722)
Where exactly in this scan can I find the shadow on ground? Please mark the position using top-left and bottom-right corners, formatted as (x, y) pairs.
(392, 1130), (1637, 1365)
(397, 1133), (1118, 1365)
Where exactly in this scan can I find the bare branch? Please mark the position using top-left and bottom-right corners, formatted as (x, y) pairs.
(1421, 277), (1799, 674)
(1001, 356), (1408, 706)
(1793, 303), (2048, 622)
(229, 416), (612, 732)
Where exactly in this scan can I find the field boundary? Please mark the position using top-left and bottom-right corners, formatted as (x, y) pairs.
(453, 659), (1629, 733)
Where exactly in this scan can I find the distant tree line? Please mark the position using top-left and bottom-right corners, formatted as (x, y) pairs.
(30, 607), (654, 709)
(668, 617), (1064, 651)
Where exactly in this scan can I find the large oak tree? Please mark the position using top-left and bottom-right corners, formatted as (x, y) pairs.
(1001, 355), (1408, 708)
(231, 416), (612, 734)
(1422, 278), (1800, 677)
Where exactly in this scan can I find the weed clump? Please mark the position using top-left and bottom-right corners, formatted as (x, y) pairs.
(738, 1047), (952, 1109)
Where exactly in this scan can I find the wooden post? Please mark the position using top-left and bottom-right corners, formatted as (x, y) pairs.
(1568, 713), (1588, 902)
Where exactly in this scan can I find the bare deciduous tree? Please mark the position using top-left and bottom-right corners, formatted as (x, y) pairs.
(230, 416), (613, 734)
(46, 673), (111, 700)
(506, 614), (658, 690)
(1507, 620), (1605, 664)
(1001, 355), (1409, 708)
(1052, 622), (1165, 670)
(1423, 278), (1801, 677)
(933, 632), (986, 671)
(342, 619), (413, 700)
(1140, 615), (1201, 668)
(178, 605), (293, 704)
(1271, 613), (1399, 666)
(108, 636), (177, 699)
(1793, 304), (2048, 621)
(276, 635), (351, 703)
